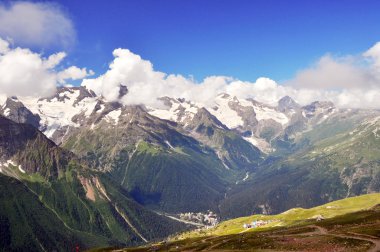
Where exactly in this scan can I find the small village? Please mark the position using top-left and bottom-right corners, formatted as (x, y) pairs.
(179, 211), (219, 227)
(242, 219), (276, 229)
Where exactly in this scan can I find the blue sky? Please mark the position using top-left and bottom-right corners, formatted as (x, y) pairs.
(2, 0), (380, 108)
(55, 0), (380, 82)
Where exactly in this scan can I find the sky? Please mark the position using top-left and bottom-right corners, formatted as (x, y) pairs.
(48, 0), (380, 82)
(1, 0), (380, 108)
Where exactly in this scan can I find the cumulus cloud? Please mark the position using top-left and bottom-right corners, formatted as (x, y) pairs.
(0, 1), (75, 49)
(82, 48), (293, 107)
(288, 42), (380, 91)
(82, 42), (380, 109)
(288, 55), (370, 89)
(57, 66), (94, 84)
(0, 38), (91, 97)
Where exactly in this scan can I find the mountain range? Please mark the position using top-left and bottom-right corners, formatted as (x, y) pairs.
(0, 85), (379, 250)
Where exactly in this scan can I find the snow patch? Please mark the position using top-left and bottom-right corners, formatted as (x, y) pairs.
(243, 172), (249, 181)
(148, 99), (199, 124)
(253, 105), (289, 125)
(0, 160), (17, 172)
(209, 95), (244, 129)
(238, 98), (254, 107)
(18, 89), (99, 138)
(165, 140), (174, 149)
(3, 108), (10, 116)
(105, 109), (122, 124)
(243, 135), (272, 153)
(96, 104), (105, 114)
(18, 165), (26, 174)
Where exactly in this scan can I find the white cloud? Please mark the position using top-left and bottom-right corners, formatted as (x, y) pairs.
(288, 41), (380, 91)
(288, 55), (369, 89)
(82, 42), (380, 109)
(0, 38), (9, 54)
(364, 42), (380, 79)
(0, 37), (92, 97)
(81, 48), (299, 107)
(44, 52), (66, 69)
(0, 1), (75, 49)
(57, 66), (94, 84)
(82, 48), (193, 107)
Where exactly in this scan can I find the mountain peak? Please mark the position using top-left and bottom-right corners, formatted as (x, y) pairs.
(278, 96), (300, 112)
(118, 84), (128, 99)
(0, 98), (40, 128)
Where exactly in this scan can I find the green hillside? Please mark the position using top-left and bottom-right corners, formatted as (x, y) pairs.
(0, 116), (189, 251)
(180, 193), (380, 238)
(115, 194), (380, 252)
(0, 160), (189, 251)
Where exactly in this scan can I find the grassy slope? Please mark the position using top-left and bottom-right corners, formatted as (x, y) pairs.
(179, 193), (380, 238)
(0, 174), (107, 252)
(107, 194), (380, 252)
(0, 162), (189, 251)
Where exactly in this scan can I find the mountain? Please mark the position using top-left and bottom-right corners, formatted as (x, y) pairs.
(219, 112), (380, 218)
(1, 85), (380, 233)
(0, 116), (73, 178)
(1, 87), (265, 214)
(277, 95), (300, 113)
(0, 116), (189, 251)
(0, 97), (40, 128)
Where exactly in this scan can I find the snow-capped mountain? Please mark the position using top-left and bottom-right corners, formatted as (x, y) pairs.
(2, 85), (380, 241)
(0, 85), (345, 153)
(145, 92), (339, 153)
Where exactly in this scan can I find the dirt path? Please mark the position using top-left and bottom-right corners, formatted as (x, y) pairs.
(332, 232), (380, 252)
(308, 225), (328, 235)
(206, 238), (234, 250)
(268, 225), (379, 252)
(308, 225), (380, 252)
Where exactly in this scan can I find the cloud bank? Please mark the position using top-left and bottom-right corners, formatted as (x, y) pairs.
(0, 1), (75, 49)
(288, 43), (380, 90)
(0, 38), (92, 97)
(82, 42), (380, 109)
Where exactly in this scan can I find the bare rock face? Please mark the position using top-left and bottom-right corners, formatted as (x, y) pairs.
(0, 116), (74, 178)
(227, 98), (259, 134)
(278, 95), (300, 113)
(302, 101), (335, 119)
(0, 97), (40, 128)
(118, 84), (128, 99)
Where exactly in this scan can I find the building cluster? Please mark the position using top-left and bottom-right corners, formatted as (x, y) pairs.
(242, 219), (274, 229)
(179, 211), (219, 227)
